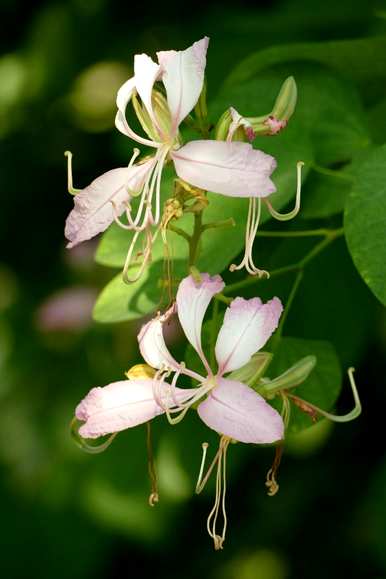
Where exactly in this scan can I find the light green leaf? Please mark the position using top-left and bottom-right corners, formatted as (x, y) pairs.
(344, 143), (386, 306)
(268, 337), (342, 434)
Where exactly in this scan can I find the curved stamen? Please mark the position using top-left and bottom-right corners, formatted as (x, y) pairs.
(70, 417), (117, 453)
(264, 161), (304, 221)
(288, 367), (361, 423)
(202, 436), (231, 550)
(230, 197), (269, 278)
(122, 226), (158, 284)
(116, 109), (162, 149)
(64, 151), (81, 195)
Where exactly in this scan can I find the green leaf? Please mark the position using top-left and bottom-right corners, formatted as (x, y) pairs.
(268, 337), (342, 434)
(93, 258), (187, 323)
(301, 169), (352, 219)
(344, 143), (386, 306)
(223, 36), (386, 103)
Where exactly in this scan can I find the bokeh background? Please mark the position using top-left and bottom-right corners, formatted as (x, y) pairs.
(1, 0), (386, 577)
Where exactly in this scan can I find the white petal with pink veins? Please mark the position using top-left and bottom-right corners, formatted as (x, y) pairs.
(215, 297), (283, 375)
(171, 140), (276, 197)
(138, 315), (180, 371)
(197, 378), (284, 444)
(134, 53), (161, 127)
(76, 378), (196, 438)
(176, 274), (224, 372)
(65, 161), (153, 248)
(157, 37), (209, 134)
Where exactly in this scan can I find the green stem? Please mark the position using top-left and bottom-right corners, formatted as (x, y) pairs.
(270, 269), (303, 352)
(209, 299), (219, 369)
(255, 228), (338, 238)
(167, 223), (191, 243)
(311, 162), (354, 182)
(202, 218), (235, 232)
(224, 227), (343, 295)
(189, 212), (203, 267)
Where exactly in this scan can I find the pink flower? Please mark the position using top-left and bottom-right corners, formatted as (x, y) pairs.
(64, 37), (280, 282)
(74, 272), (283, 548)
(138, 273), (283, 548)
(139, 273), (284, 443)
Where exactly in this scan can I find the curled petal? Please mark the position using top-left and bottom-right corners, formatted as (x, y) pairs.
(65, 161), (153, 248)
(197, 378), (284, 444)
(134, 53), (161, 128)
(76, 378), (196, 439)
(171, 140), (276, 197)
(138, 312), (180, 371)
(176, 274), (224, 372)
(157, 36), (209, 133)
(215, 296), (283, 375)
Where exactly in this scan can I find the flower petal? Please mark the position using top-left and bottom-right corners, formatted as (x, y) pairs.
(138, 312), (180, 371)
(176, 274), (224, 372)
(115, 75), (160, 147)
(76, 378), (196, 438)
(134, 53), (161, 127)
(157, 36), (209, 133)
(171, 140), (277, 197)
(197, 377), (284, 444)
(215, 297), (283, 375)
(65, 161), (153, 248)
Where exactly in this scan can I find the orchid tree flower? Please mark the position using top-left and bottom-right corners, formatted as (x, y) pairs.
(64, 36), (298, 282)
(138, 273), (284, 549)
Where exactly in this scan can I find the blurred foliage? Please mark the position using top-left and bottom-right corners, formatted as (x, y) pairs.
(1, 0), (386, 578)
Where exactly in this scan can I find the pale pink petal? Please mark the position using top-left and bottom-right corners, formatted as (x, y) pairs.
(171, 140), (277, 197)
(76, 378), (196, 438)
(65, 160), (153, 248)
(176, 274), (224, 372)
(157, 37), (209, 133)
(197, 378), (284, 444)
(138, 314), (180, 372)
(115, 75), (159, 147)
(134, 53), (161, 127)
(215, 296), (283, 375)
(115, 76), (136, 137)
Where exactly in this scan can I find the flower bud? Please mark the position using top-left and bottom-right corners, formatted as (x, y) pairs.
(260, 355), (316, 396)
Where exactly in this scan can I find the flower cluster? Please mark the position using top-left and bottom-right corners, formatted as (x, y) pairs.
(64, 36), (302, 282)
(67, 36), (361, 550)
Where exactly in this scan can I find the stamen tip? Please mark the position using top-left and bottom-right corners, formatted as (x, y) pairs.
(148, 492), (159, 507)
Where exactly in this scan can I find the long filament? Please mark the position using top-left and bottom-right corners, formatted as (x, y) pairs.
(265, 161), (304, 221)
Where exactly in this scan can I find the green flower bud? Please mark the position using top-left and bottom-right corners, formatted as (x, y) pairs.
(260, 355), (316, 396)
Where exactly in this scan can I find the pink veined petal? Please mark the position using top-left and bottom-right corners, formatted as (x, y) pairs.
(134, 53), (161, 129)
(197, 377), (284, 444)
(176, 274), (224, 373)
(157, 36), (209, 134)
(171, 140), (277, 198)
(64, 161), (153, 248)
(76, 378), (196, 439)
(137, 314), (181, 372)
(215, 296), (283, 375)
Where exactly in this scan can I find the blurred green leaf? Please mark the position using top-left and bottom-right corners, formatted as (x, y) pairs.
(301, 169), (352, 219)
(268, 337), (342, 433)
(345, 143), (386, 305)
(224, 36), (386, 103)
